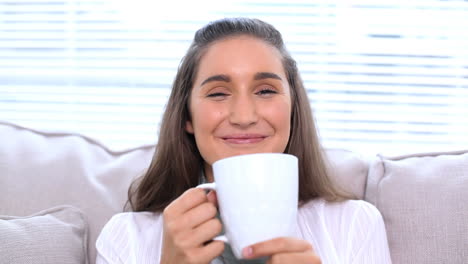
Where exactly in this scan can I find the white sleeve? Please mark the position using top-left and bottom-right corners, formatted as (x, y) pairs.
(95, 212), (164, 264)
(95, 214), (127, 264)
(348, 202), (392, 264)
(96, 251), (121, 264)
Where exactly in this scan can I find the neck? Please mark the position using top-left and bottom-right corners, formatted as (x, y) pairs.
(203, 162), (214, 182)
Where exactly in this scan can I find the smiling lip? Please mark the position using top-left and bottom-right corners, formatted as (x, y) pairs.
(221, 134), (267, 144)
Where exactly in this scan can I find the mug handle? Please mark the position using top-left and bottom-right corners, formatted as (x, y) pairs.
(196, 183), (228, 243)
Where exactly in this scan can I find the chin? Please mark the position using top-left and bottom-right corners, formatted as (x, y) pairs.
(222, 149), (275, 159)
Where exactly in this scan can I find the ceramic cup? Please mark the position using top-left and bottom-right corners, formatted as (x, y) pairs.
(197, 153), (299, 259)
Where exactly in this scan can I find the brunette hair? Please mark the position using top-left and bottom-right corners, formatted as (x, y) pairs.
(128, 17), (352, 212)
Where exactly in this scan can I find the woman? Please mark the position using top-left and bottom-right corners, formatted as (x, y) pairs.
(96, 18), (392, 263)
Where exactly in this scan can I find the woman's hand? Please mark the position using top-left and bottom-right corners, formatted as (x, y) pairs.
(160, 188), (224, 264)
(242, 237), (321, 264)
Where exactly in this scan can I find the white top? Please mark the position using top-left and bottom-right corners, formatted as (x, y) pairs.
(96, 199), (392, 264)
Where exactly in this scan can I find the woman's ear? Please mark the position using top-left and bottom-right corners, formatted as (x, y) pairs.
(185, 120), (194, 134)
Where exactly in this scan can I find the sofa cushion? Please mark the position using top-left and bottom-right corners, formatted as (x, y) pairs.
(0, 121), (154, 263)
(0, 206), (88, 264)
(366, 150), (468, 263)
(325, 148), (369, 199)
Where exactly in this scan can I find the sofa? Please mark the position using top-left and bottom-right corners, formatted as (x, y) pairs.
(1, 121), (467, 264)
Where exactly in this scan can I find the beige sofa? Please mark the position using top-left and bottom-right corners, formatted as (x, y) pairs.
(1, 121), (467, 264)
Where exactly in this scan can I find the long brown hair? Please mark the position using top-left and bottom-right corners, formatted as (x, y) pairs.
(128, 17), (352, 212)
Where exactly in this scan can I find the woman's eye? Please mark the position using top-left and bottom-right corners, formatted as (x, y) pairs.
(207, 92), (228, 98)
(256, 88), (277, 96)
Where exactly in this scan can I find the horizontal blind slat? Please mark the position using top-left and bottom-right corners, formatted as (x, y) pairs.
(1, 0), (467, 154)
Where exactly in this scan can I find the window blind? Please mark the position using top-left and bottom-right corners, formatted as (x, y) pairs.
(1, 0), (467, 155)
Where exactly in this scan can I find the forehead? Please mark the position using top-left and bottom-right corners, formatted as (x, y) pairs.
(196, 35), (285, 78)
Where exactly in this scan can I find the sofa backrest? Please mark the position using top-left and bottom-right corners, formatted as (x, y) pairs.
(0, 121), (369, 263)
(325, 148), (370, 200)
(0, 122), (154, 263)
(366, 150), (468, 263)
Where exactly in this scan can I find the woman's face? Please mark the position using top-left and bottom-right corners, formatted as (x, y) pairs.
(186, 36), (292, 176)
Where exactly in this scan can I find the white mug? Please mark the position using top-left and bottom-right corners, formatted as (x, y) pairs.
(197, 153), (299, 259)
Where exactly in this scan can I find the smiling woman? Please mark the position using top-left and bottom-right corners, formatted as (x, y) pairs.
(95, 17), (392, 264)
(186, 36), (292, 174)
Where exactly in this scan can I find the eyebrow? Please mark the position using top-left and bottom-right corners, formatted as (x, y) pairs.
(200, 72), (282, 86)
(201, 74), (230, 86)
(254, 72), (283, 81)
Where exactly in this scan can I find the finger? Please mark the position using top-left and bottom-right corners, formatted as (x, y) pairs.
(243, 237), (313, 259)
(206, 190), (218, 208)
(191, 218), (223, 245)
(187, 240), (225, 263)
(267, 252), (321, 264)
(181, 202), (217, 229)
(164, 188), (208, 217)
(170, 218), (223, 250)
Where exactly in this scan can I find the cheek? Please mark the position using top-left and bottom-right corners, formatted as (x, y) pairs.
(278, 106), (292, 139)
(190, 101), (226, 159)
(192, 104), (224, 133)
(191, 104), (226, 165)
(259, 99), (291, 152)
(267, 100), (291, 130)
(270, 100), (292, 148)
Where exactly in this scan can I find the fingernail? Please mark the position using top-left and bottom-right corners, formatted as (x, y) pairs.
(207, 190), (214, 199)
(242, 246), (253, 258)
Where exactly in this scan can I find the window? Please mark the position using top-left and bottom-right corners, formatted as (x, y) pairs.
(1, 0), (467, 155)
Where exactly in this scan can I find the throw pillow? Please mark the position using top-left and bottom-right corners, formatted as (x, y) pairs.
(0, 205), (89, 264)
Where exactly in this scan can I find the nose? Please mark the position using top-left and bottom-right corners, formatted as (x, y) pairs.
(229, 95), (258, 127)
